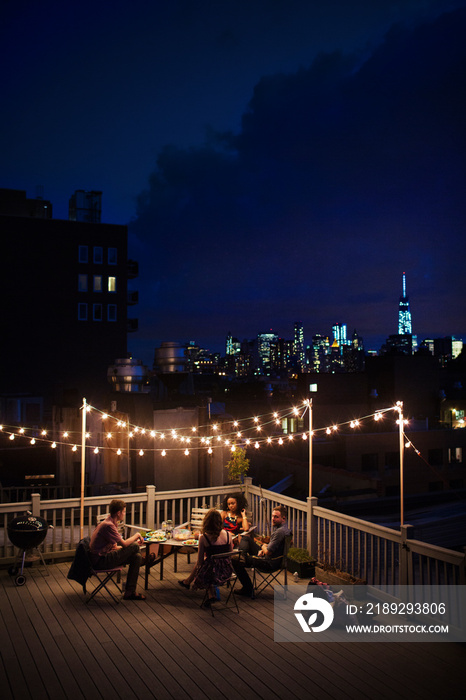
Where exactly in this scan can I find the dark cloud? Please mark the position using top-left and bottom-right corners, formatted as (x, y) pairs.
(129, 7), (466, 356)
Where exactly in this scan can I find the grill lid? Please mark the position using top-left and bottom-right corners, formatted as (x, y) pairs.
(9, 515), (48, 532)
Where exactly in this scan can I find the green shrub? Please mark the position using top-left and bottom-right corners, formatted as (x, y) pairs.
(288, 547), (313, 563)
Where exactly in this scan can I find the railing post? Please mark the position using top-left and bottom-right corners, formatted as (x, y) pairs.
(307, 496), (318, 560)
(399, 524), (414, 584)
(146, 485), (156, 530)
(31, 493), (41, 517)
(243, 477), (252, 510)
(460, 548), (466, 585)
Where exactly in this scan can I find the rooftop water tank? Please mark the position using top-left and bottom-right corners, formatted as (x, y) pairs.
(107, 358), (150, 392)
(153, 342), (187, 374)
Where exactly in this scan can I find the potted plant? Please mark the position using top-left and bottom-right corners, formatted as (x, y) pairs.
(316, 547), (366, 586)
(225, 447), (250, 484)
(287, 547), (316, 578)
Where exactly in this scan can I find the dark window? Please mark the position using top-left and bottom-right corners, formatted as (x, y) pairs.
(78, 303), (88, 321)
(93, 303), (102, 321)
(428, 448), (443, 467)
(108, 304), (117, 321)
(361, 453), (378, 472)
(78, 245), (88, 263)
(385, 451), (399, 469)
(108, 247), (117, 264)
(78, 274), (88, 292)
(93, 246), (103, 264)
(449, 479), (464, 489)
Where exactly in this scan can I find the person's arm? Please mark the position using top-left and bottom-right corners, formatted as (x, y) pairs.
(196, 535), (206, 565)
(121, 531), (144, 547)
(261, 528), (283, 557)
(239, 509), (250, 532)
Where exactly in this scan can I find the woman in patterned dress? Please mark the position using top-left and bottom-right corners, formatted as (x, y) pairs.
(221, 493), (250, 536)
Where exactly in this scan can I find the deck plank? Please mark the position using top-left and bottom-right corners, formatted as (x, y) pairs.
(0, 557), (465, 700)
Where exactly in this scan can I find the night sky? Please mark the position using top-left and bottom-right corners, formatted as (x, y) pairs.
(2, 0), (465, 364)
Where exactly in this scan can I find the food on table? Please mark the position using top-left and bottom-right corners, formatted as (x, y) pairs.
(172, 528), (191, 541)
(181, 539), (198, 546)
(143, 529), (167, 542)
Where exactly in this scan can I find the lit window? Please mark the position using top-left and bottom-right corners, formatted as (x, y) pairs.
(78, 245), (88, 263)
(108, 247), (117, 264)
(448, 447), (463, 463)
(93, 304), (102, 321)
(108, 276), (116, 292)
(78, 274), (88, 292)
(108, 304), (117, 322)
(93, 275), (102, 292)
(93, 246), (103, 264)
(78, 303), (88, 321)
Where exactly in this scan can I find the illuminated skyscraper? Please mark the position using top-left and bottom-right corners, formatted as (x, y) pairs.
(293, 321), (305, 371)
(398, 272), (412, 334)
(332, 322), (347, 346)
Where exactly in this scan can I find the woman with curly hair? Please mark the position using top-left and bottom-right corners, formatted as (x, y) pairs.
(178, 508), (234, 604)
(221, 492), (250, 536)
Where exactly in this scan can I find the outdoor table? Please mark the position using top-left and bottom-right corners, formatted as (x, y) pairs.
(141, 536), (198, 589)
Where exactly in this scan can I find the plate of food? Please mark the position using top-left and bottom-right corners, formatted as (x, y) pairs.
(143, 530), (167, 543)
(181, 539), (198, 547)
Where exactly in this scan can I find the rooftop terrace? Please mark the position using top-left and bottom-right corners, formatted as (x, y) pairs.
(1, 555), (464, 700)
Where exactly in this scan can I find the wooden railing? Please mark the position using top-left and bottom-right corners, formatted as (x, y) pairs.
(1, 479), (464, 587)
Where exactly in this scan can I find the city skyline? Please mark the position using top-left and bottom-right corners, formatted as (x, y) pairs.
(2, 1), (465, 365)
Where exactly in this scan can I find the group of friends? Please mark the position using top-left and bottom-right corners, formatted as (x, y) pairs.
(89, 494), (291, 604)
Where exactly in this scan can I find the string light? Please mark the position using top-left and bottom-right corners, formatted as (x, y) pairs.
(0, 401), (408, 456)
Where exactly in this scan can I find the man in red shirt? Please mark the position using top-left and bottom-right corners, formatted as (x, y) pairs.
(90, 499), (145, 600)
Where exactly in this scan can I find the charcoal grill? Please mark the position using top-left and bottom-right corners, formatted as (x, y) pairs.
(7, 514), (49, 586)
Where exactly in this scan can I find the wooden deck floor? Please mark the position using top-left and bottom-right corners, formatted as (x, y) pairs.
(0, 556), (464, 700)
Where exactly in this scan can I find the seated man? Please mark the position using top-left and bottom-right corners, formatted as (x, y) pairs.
(89, 498), (146, 601)
(232, 504), (291, 597)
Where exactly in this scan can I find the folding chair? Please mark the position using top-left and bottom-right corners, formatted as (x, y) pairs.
(68, 537), (123, 604)
(199, 549), (240, 617)
(87, 562), (123, 604)
(251, 535), (293, 599)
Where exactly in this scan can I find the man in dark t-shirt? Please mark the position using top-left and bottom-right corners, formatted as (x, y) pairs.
(232, 504), (291, 597)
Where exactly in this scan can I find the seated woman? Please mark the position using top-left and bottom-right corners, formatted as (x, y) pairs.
(179, 508), (234, 603)
(221, 492), (250, 537)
